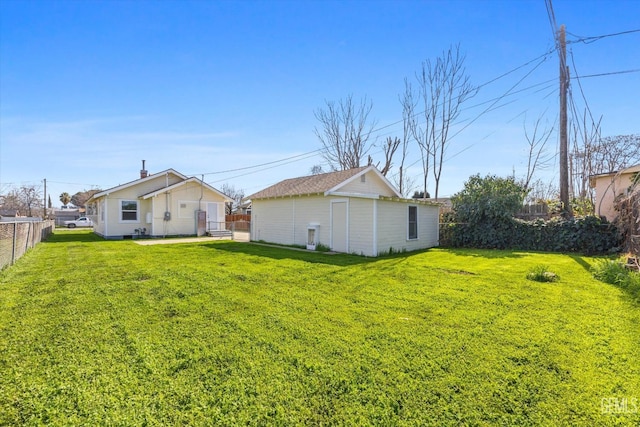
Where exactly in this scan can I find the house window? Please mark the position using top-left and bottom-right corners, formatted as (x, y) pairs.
(408, 205), (418, 240)
(120, 200), (139, 221)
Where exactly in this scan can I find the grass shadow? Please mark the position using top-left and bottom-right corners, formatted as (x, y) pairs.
(569, 254), (595, 274)
(438, 247), (527, 259)
(204, 241), (417, 267)
(44, 230), (104, 244)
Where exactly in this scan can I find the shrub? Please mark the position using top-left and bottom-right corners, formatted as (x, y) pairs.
(591, 259), (628, 285)
(315, 243), (331, 252)
(526, 265), (559, 282)
(440, 216), (620, 255)
(443, 174), (620, 254)
(591, 258), (640, 302)
(451, 174), (526, 223)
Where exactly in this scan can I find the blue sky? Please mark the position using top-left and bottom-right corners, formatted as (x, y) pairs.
(1, 0), (638, 206)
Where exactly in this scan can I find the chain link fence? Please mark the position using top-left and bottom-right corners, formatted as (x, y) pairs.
(0, 220), (55, 270)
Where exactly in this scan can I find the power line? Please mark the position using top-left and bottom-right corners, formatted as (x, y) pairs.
(568, 48), (597, 130)
(573, 68), (640, 79)
(206, 151), (322, 185)
(368, 48), (557, 135)
(445, 53), (552, 145)
(544, 0), (559, 42)
(567, 28), (640, 44)
(189, 49), (559, 184)
(191, 149), (324, 176)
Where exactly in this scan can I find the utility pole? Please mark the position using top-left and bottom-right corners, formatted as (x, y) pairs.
(558, 24), (572, 218)
(43, 178), (47, 219)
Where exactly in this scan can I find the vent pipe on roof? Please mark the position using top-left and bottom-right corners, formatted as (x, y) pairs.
(140, 160), (148, 179)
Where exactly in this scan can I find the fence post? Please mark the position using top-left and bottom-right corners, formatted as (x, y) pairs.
(26, 222), (32, 253)
(12, 222), (17, 265)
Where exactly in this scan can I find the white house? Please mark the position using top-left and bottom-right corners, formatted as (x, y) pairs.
(87, 167), (232, 239)
(246, 166), (440, 256)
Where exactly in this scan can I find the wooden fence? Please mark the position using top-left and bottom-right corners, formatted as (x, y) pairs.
(225, 214), (251, 232)
(515, 203), (550, 220)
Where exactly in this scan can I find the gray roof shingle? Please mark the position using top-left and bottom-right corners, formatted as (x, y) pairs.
(247, 166), (369, 199)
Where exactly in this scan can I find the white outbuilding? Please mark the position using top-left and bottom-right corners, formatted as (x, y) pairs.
(246, 166), (440, 256)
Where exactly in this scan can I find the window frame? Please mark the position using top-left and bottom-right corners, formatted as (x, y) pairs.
(408, 205), (418, 240)
(119, 200), (139, 223)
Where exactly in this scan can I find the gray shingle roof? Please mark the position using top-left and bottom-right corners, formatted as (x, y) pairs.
(247, 166), (369, 199)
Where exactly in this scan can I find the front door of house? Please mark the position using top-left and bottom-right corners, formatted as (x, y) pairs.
(331, 200), (348, 253)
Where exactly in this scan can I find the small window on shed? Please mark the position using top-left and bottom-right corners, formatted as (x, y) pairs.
(408, 206), (418, 240)
(361, 174), (366, 183)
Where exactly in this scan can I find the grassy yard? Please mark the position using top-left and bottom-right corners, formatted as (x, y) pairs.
(1, 230), (638, 426)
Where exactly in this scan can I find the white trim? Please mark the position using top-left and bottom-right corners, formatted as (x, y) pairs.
(104, 198), (108, 236)
(325, 191), (380, 199)
(90, 169), (188, 201)
(372, 199), (378, 256)
(292, 198), (296, 243)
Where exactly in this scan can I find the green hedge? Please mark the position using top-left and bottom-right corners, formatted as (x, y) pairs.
(440, 216), (621, 254)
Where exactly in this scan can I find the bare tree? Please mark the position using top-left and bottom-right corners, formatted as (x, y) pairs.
(221, 183), (244, 215)
(593, 134), (640, 173)
(309, 165), (324, 175)
(569, 111), (601, 211)
(0, 188), (22, 211)
(522, 114), (555, 192)
(12, 185), (43, 217)
(314, 95), (377, 171)
(376, 137), (401, 176)
(524, 178), (558, 204)
(568, 103), (638, 210)
(405, 45), (476, 200)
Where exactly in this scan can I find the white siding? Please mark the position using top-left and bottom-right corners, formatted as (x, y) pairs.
(251, 199), (295, 244)
(376, 200), (439, 255)
(251, 195), (439, 256)
(348, 198), (375, 256)
(94, 178), (226, 238)
(338, 170), (397, 196)
(291, 196), (332, 247)
(252, 196), (333, 247)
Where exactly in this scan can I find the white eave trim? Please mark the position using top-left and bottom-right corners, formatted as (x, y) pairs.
(90, 169), (188, 199)
(324, 191), (380, 199)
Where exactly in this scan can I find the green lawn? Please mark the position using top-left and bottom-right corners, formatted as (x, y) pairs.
(1, 230), (638, 426)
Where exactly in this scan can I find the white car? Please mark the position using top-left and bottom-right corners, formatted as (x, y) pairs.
(64, 217), (93, 228)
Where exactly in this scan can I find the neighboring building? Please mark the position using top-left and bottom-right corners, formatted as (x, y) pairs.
(87, 168), (232, 239)
(246, 166), (440, 256)
(0, 209), (22, 219)
(589, 164), (640, 221)
(234, 201), (252, 215)
(53, 207), (82, 227)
